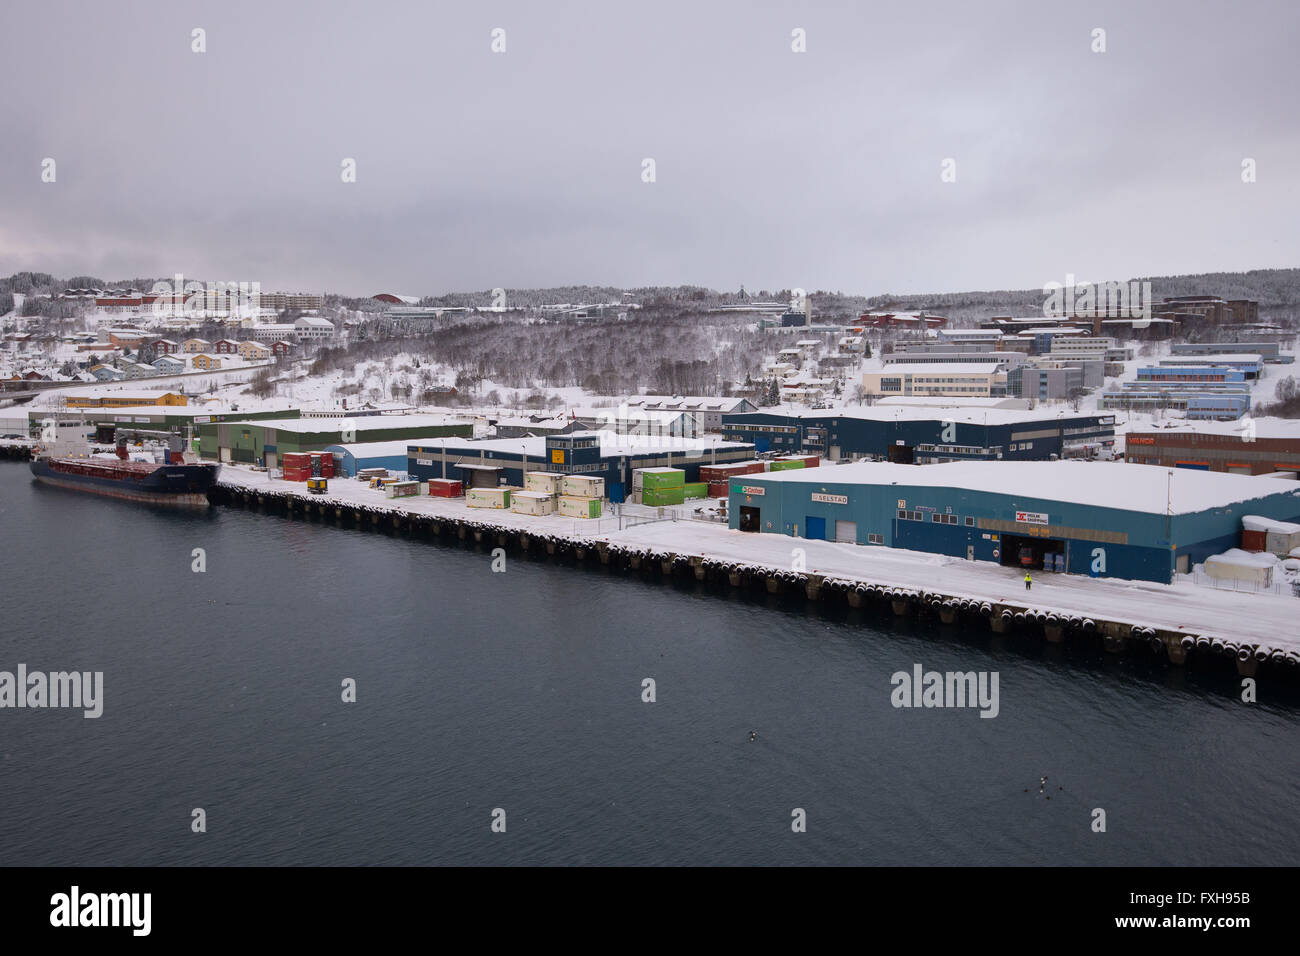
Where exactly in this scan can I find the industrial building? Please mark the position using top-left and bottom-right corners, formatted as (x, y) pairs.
(727, 460), (1300, 584)
(720, 407), (1115, 462)
(862, 362), (1002, 398)
(406, 430), (755, 499)
(1124, 418), (1300, 475)
(197, 415), (472, 467)
(1100, 387), (1251, 420)
(1171, 341), (1291, 364)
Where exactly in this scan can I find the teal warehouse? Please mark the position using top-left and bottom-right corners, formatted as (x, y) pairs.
(728, 460), (1300, 584)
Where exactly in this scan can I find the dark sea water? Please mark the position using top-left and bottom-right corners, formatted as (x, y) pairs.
(1, 463), (1297, 866)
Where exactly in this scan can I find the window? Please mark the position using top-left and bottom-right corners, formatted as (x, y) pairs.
(868, 533), (884, 544)
(965, 516), (975, 527)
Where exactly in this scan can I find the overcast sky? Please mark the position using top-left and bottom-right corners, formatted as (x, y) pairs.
(1, 0), (1297, 298)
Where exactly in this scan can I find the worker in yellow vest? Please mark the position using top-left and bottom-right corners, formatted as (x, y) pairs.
(1024, 572), (1032, 591)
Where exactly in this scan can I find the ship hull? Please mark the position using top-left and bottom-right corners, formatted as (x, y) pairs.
(29, 457), (220, 507)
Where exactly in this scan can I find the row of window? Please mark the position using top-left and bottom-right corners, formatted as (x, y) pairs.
(898, 509), (976, 527)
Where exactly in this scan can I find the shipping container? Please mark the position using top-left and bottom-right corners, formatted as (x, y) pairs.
(1204, 550), (1275, 586)
(427, 478), (463, 497)
(1241, 529), (1268, 552)
(699, 460), (767, 482)
(768, 458), (807, 472)
(385, 480), (421, 499)
(707, 480), (730, 498)
(511, 490), (557, 515)
(282, 452), (311, 468)
(634, 467), (685, 491)
(683, 482), (708, 499)
(642, 486), (686, 507)
(467, 487), (511, 509)
(608, 481), (626, 504)
(523, 471), (565, 495)
(558, 495), (602, 518)
(560, 475), (604, 498)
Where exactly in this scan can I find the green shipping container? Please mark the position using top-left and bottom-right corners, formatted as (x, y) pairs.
(769, 459), (806, 472)
(643, 486), (686, 507)
(640, 468), (685, 490)
(683, 482), (707, 499)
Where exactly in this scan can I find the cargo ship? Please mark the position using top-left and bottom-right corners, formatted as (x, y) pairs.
(29, 453), (221, 506)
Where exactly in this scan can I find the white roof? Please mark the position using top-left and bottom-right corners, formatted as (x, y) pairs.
(1157, 354), (1263, 364)
(873, 362), (1000, 374)
(734, 404), (1103, 427)
(740, 460), (1300, 516)
(229, 414), (468, 434)
(408, 429), (750, 457)
(323, 440), (433, 458)
(1128, 417), (1300, 441)
(1242, 515), (1300, 534)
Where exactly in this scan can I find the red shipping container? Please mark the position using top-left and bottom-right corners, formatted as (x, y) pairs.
(282, 453), (310, 466)
(1241, 529), (1268, 552)
(800, 455), (820, 468)
(707, 480), (730, 498)
(321, 455), (335, 478)
(743, 461), (767, 474)
(428, 479), (463, 497)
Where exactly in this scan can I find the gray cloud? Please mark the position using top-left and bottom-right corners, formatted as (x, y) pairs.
(1, 0), (1296, 296)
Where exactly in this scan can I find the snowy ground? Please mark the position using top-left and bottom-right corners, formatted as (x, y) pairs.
(596, 520), (1300, 650)
(217, 465), (688, 538)
(217, 465), (1299, 651)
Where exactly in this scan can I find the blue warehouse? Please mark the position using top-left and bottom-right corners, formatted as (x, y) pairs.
(727, 460), (1300, 584)
(721, 406), (1115, 463)
(405, 430), (755, 499)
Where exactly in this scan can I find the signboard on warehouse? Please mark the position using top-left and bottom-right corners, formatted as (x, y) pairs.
(811, 493), (848, 504)
(416, 458), (432, 466)
(741, 485), (765, 496)
(1015, 511), (1049, 525)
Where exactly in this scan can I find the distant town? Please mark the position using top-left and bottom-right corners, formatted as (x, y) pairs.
(3, 270), (1300, 674)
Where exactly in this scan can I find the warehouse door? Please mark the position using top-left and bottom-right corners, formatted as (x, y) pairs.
(805, 516), (826, 540)
(739, 506), (761, 533)
(834, 520), (857, 544)
(265, 451), (277, 469)
(220, 447), (231, 463)
(1000, 533), (1064, 570)
(829, 445), (841, 461)
(887, 445), (914, 464)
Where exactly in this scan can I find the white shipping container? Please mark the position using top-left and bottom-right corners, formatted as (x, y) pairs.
(1204, 549), (1275, 586)
(558, 495), (602, 518)
(561, 475), (604, 498)
(523, 471), (564, 495)
(466, 487), (511, 509)
(511, 491), (556, 515)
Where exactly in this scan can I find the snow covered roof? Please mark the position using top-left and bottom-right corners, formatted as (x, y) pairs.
(1127, 417), (1300, 440)
(874, 362), (1001, 374)
(742, 460), (1300, 515)
(733, 404), (1103, 426)
(322, 439), (434, 458)
(1242, 515), (1300, 534)
(228, 414), (469, 434)
(408, 430), (751, 458)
